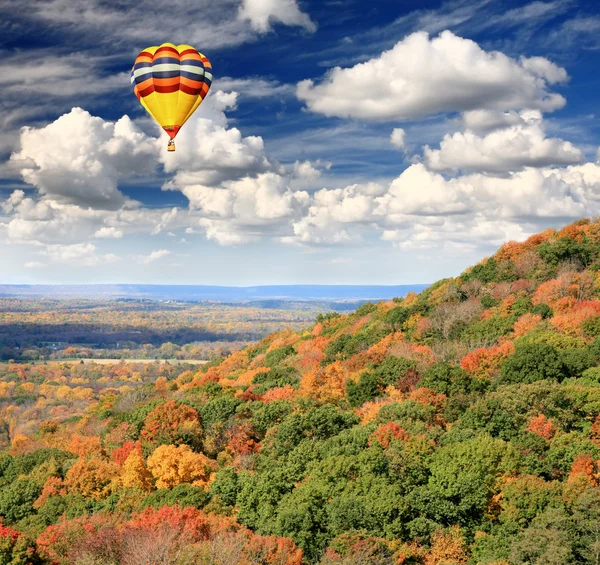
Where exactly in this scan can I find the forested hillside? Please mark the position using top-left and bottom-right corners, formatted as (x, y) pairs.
(3, 218), (600, 564)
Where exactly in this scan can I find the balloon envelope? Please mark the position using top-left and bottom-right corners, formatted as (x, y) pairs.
(131, 43), (212, 146)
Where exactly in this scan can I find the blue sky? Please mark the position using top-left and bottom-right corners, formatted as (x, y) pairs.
(1, 0), (600, 285)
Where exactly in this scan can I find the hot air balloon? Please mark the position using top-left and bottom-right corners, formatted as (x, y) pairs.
(131, 43), (212, 152)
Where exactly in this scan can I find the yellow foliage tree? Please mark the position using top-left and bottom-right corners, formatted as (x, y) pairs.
(120, 449), (153, 491)
(146, 444), (216, 490)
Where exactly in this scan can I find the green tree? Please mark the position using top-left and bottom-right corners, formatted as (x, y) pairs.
(499, 343), (567, 385)
(0, 478), (41, 523)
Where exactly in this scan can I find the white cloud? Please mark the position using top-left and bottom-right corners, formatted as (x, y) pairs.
(424, 110), (583, 173)
(10, 108), (158, 210)
(378, 164), (468, 217)
(373, 161), (600, 250)
(291, 160), (331, 183)
(152, 208), (179, 235)
(0, 53), (127, 100)
(280, 156), (600, 249)
(0, 188), (185, 247)
(4, 0), (262, 50)
(297, 31), (566, 120)
(283, 183), (385, 245)
(161, 91), (272, 188)
(460, 110), (526, 134)
(140, 249), (172, 264)
(390, 128), (406, 149)
(41, 243), (120, 266)
(198, 218), (259, 246)
(238, 0), (316, 33)
(213, 77), (294, 99)
(184, 172), (310, 244)
(24, 261), (45, 269)
(94, 227), (123, 239)
(520, 56), (568, 83)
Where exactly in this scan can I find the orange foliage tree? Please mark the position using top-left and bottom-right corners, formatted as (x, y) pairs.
(460, 341), (515, 380)
(526, 414), (556, 440)
(299, 361), (347, 403)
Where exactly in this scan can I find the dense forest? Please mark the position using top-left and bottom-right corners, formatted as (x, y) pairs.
(3, 218), (600, 564)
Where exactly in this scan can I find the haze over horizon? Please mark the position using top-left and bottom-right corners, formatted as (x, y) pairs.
(2, 0), (600, 285)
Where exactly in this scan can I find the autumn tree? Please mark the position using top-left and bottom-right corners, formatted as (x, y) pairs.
(63, 456), (118, 500)
(146, 444), (216, 489)
(141, 400), (202, 449)
(120, 449), (153, 491)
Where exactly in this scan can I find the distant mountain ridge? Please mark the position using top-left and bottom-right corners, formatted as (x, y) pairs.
(0, 284), (429, 301)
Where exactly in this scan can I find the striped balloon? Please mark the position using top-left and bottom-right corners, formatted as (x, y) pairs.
(131, 43), (212, 151)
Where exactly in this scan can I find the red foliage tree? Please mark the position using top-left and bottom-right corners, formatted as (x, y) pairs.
(141, 400), (202, 447)
(369, 423), (409, 449)
(111, 440), (142, 467)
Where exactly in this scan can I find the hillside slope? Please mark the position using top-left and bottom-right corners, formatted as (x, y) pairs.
(3, 218), (600, 564)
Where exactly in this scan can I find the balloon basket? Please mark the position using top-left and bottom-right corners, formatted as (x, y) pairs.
(167, 140), (176, 152)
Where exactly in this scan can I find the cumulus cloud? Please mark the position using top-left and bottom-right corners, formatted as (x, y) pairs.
(390, 128), (406, 149)
(181, 172), (310, 245)
(140, 249), (172, 264)
(238, 0), (316, 33)
(424, 110), (584, 173)
(161, 92), (272, 187)
(297, 30), (567, 120)
(460, 110), (526, 134)
(0, 188), (183, 247)
(372, 161), (600, 250)
(198, 218), (260, 246)
(9, 108), (158, 210)
(3, 86), (283, 246)
(283, 183), (385, 245)
(279, 157), (600, 250)
(290, 160), (332, 186)
(94, 227), (123, 239)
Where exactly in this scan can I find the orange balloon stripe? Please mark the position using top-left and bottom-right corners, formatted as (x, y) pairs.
(156, 46), (180, 58)
(181, 52), (202, 60)
(136, 77), (154, 90)
(153, 77), (180, 87)
(180, 76), (203, 88)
